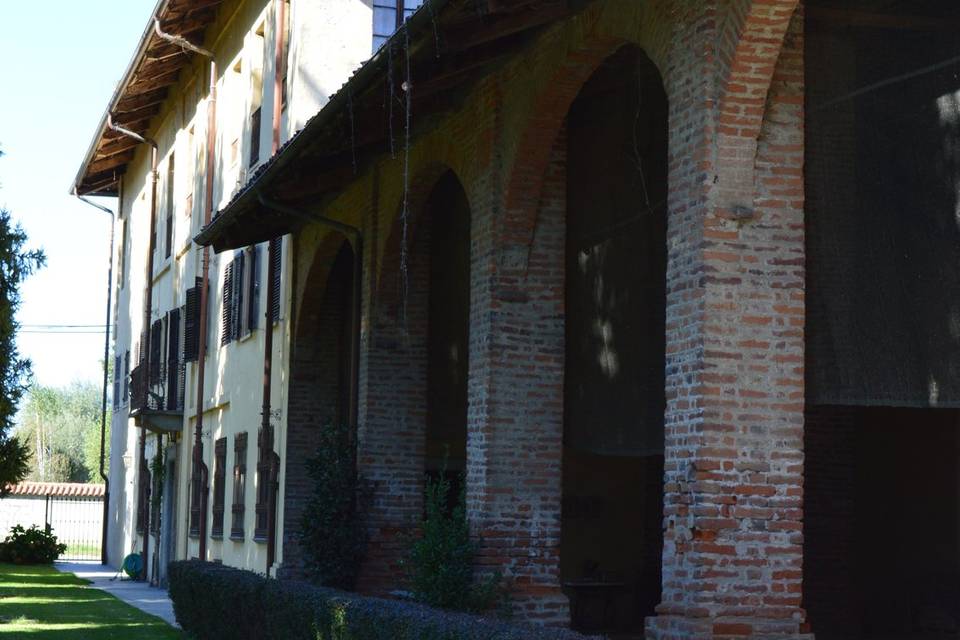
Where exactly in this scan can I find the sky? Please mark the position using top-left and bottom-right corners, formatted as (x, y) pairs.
(0, 1), (157, 390)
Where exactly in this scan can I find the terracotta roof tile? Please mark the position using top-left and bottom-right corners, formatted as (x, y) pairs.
(4, 482), (105, 499)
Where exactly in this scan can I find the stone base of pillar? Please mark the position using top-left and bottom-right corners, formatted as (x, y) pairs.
(645, 615), (813, 639)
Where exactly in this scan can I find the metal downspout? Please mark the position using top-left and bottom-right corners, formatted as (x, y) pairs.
(74, 192), (115, 567)
(262, 0), (288, 576)
(255, 193), (363, 492)
(107, 115), (158, 581)
(153, 18), (215, 564)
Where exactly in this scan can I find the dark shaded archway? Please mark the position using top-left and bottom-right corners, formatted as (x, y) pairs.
(804, 2), (960, 637)
(282, 237), (355, 577)
(424, 172), (471, 495)
(560, 45), (667, 635)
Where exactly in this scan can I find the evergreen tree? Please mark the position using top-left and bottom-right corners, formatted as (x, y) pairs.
(0, 147), (45, 496)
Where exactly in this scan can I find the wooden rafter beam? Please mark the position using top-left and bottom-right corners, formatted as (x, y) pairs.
(87, 152), (136, 175)
(115, 88), (169, 114)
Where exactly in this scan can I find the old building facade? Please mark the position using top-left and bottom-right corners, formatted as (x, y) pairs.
(75, 0), (960, 638)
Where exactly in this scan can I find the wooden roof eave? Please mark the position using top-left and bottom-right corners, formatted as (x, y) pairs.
(71, 0), (222, 197)
(195, 0), (575, 252)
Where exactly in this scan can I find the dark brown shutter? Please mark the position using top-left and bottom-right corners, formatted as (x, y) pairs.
(113, 355), (121, 409)
(212, 438), (227, 538)
(166, 308), (181, 410)
(123, 351), (130, 402)
(231, 432), (248, 539)
(184, 278), (201, 361)
(221, 261), (234, 346)
(233, 251), (245, 340)
(269, 237), (281, 322)
(249, 245), (260, 331)
(149, 319), (162, 386)
(189, 457), (202, 537)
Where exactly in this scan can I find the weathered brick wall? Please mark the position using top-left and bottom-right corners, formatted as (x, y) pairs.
(287, 0), (811, 635)
(356, 195), (431, 593)
(469, 127), (568, 622)
(648, 2), (808, 638)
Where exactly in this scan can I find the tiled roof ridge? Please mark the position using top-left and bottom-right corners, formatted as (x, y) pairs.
(4, 481), (106, 498)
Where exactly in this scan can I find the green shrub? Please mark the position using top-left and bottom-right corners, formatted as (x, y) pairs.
(168, 560), (591, 640)
(0, 524), (67, 564)
(299, 421), (371, 590)
(407, 469), (506, 614)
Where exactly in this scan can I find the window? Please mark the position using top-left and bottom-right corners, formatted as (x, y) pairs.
(280, 0), (291, 110)
(165, 152), (175, 259)
(150, 461), (162, 534)
(123, 350), (130, 405)
(184, 278), (203, 361)
(221, 247), (260, 345)
(241, 246), (260, 336)
(372, 0), (424, 51)
(149, 318), (163, 387)
(269, 237), (282, 323)
(165, 308), (183, 411)
(231, 432), (248, 539)
(229, 60), (243, 168)
(113, 355), (121, 410)
(189, 454), (203, 538)
(249, 24), (266, 168)
(211, 437), (227, 538)
(136, 462), (151, 534)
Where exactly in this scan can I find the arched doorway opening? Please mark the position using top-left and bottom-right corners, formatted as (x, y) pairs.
(282, 237), (356, 576)
(560, 44), (668, 635)
(422, 171), (471, 505)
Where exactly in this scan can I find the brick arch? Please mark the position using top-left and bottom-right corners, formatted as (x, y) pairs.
(375, 162), (470, 320)
(713, 0), (801, 217)
(502, 38), (668, 268)
(293, 231), (355, 340)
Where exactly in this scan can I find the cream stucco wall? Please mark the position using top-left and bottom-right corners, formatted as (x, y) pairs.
(105, 0), (373, 577)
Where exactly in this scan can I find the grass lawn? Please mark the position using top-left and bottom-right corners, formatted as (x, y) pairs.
(0, 563), (182, 639)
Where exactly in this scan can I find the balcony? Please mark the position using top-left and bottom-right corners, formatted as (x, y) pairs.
(129, 363), (184, 435)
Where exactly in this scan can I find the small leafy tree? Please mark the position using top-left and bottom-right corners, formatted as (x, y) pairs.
(407, 465), (507, 614)
(300, 422), (370, 590)
(0, 147), (44, 497)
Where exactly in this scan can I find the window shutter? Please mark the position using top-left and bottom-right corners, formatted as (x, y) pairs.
(269, 237), (282, 322)
(249, 245), (260, 332)
(233, 251), (245, 341)
(150, 319), (162, 386)
(212, 438), (227, 538)
(113, 355), (121, 409)
(184, 278), (201, 361)
(221, 261), (234, 346)
(231, 432), (248, 539)
(123, 351), (130, 403)
(166, 308), (181, 410)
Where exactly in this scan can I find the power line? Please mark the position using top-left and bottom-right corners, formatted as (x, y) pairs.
(20, 330), (107, 335)
(21, 324), (108, 328)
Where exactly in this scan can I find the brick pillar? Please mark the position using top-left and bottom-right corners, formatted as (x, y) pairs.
(467, 128), (569, 624)
(356, 219), (430, 594)
(646, 5), (808, 640)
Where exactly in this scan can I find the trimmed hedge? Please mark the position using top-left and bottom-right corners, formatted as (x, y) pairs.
(168, 560), (593, 640)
